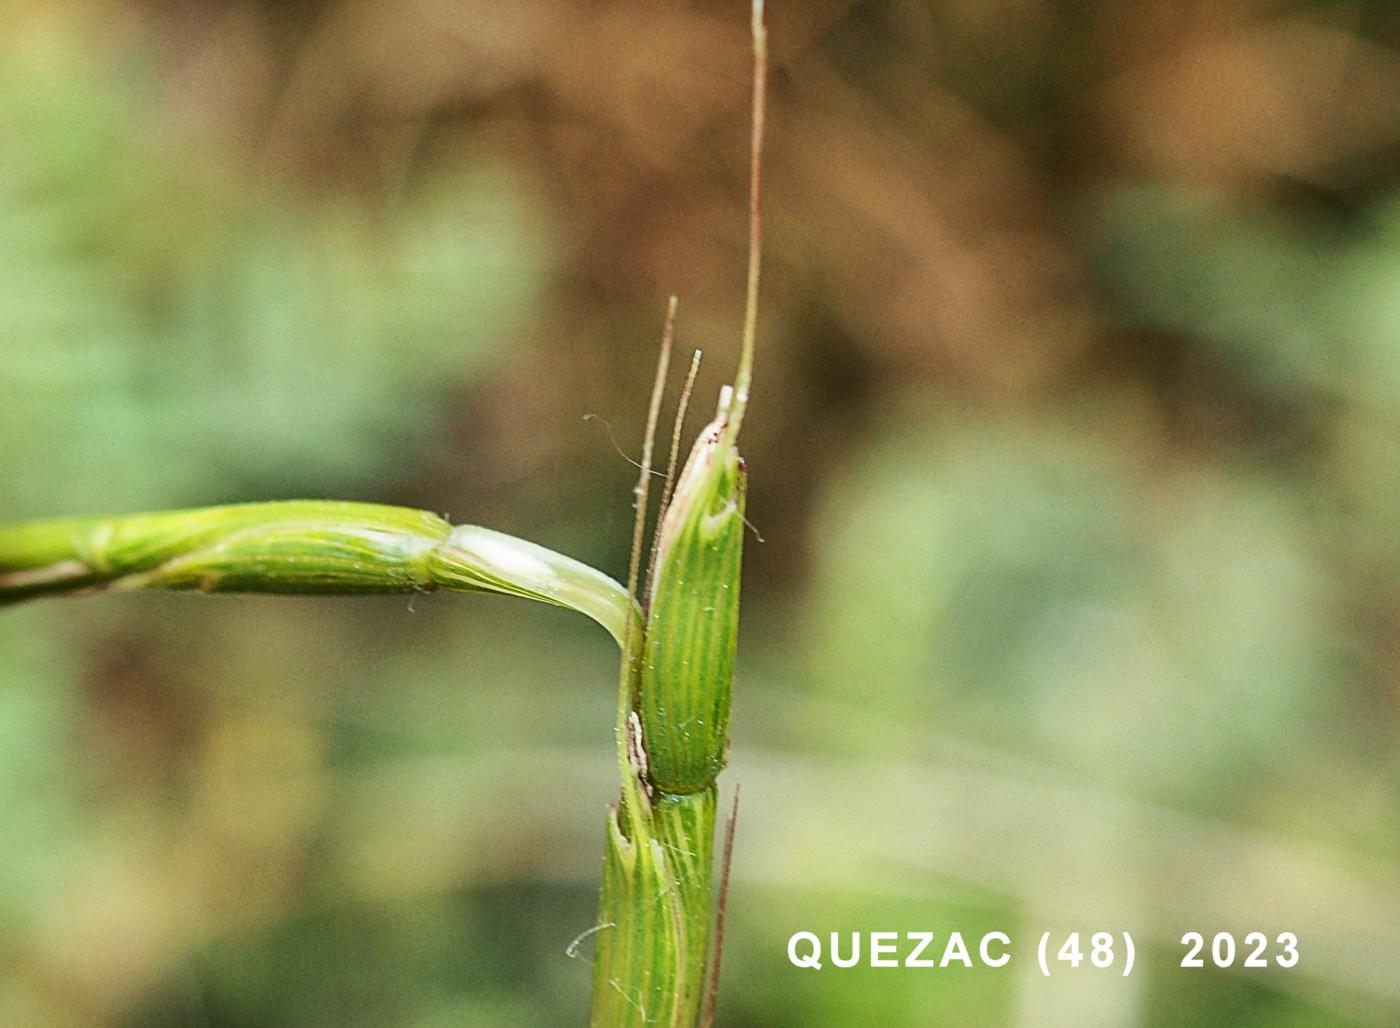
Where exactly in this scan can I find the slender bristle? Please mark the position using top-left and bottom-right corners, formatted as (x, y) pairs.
(700, 784), (742, 1028)
(662, 350), (704, 521)
(646, 347), (703, 601)
(724, 0), (766, 443)
(625, 296), (677, 616)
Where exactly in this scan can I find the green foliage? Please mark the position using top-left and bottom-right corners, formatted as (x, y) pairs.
(591, 789), (716, 1027)
(641, 416), (746, 794)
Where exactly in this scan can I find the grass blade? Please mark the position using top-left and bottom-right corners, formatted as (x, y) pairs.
(0, 500), (636, 645)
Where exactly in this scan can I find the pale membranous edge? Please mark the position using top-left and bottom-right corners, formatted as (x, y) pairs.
(0, 501), (638, 647)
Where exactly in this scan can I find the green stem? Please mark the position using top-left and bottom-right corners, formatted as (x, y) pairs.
(591, 788), (716, 1028)
(0, 500), (637, 646)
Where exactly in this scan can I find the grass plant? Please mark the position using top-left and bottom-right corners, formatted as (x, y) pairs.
(0, 4), (768, 1025)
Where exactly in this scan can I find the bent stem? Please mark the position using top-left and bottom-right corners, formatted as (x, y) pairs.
(0, 500), (640, 645)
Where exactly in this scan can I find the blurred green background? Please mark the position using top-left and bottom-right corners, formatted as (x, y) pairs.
(3, 0), (1400, 1024)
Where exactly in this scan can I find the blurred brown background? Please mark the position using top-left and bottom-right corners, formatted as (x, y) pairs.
(3, 0), (1400, 1025)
